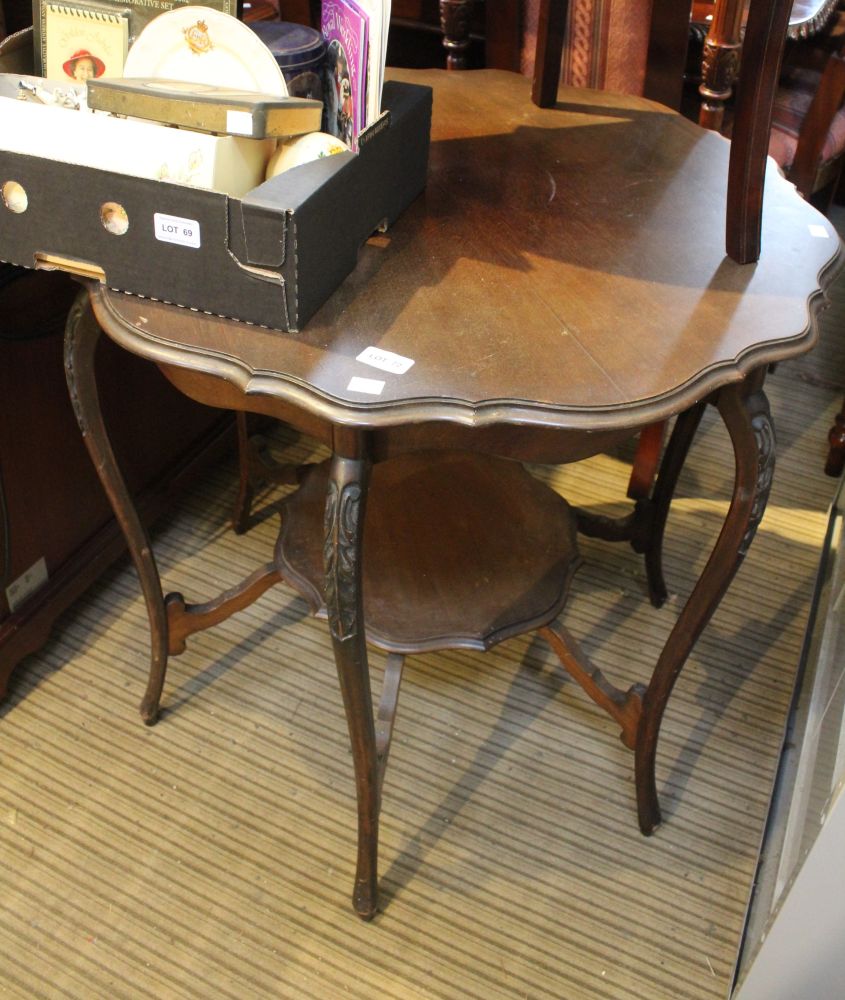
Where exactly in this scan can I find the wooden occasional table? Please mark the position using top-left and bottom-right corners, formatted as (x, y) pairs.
(64, 69), (842, 919)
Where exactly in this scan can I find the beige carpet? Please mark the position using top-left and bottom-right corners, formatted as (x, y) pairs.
(0, 273), (843, 997)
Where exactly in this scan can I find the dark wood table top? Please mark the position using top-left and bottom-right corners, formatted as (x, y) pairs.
(92, 69), (842, 436)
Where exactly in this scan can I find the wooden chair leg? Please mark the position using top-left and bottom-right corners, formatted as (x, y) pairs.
(232, 412), (256, 535)
(641, 402), (707, 608)
(532, 0), (569, 107)
(627, 421), (667, 501)
(726, 0), (793, 263)
(231, 415), (304, 534)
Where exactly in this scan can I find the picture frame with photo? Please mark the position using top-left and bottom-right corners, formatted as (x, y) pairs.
(33, 0), (238, 78)
(41, 1), (129, 82)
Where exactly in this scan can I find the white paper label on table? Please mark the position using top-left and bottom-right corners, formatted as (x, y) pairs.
(154, 213), (201, 249)
(356, 346), (415, 374)
(347, 376), (385, 395)
(226, 110), (254, 136)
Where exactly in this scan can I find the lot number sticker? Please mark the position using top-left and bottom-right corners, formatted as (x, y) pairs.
(356, 346), (415, 374)
(154, 213), (201, 249)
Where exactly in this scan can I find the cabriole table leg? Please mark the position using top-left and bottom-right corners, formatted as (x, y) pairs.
(63, 291), (169, 725)
(324, 444), (380, 919)
(635, 378), (774, 833)
(641, 400), (708, 607)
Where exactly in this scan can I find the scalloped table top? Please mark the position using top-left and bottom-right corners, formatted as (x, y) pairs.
(93, 68), (844, 433)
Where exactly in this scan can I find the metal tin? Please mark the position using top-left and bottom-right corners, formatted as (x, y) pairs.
(248, 21), (327, 104)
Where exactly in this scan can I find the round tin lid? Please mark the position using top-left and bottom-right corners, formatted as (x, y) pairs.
(248, 21), (327, 70)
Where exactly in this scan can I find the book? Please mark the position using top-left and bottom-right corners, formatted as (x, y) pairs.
(32, 0), (237, 78)
(321, 0), (368, 151)
(354, 0), (390, 128)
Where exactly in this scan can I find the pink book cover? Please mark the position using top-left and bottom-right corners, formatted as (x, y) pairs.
(321, 0), (369, 151)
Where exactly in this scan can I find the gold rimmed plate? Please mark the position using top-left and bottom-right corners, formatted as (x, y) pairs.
(123, 6), (288, 96)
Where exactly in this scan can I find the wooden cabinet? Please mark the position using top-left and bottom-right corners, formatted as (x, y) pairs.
(0, 269), (232, 696)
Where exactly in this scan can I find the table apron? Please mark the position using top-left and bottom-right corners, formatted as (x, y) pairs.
(157, 361), (656, 466)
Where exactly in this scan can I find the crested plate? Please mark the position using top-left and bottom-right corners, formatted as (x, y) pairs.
(123, 7), (288, 96)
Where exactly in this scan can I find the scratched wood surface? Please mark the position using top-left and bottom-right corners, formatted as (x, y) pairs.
(0, 257), (843, 997)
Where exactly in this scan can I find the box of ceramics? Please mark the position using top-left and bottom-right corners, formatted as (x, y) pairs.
(0, 15), (431, 331)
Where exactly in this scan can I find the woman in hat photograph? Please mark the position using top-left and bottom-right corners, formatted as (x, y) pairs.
(63, 49), (105, 82)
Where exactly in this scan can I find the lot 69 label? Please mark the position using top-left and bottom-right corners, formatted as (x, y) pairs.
(154, 213), (201, 249)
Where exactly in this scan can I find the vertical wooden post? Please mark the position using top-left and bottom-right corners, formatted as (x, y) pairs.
(643, 0), (695, 110)
(439, 0), (472, 70)
(726, 0), (792, 263)
(532, 0), (570, 108)
(699, 0), (745, 132)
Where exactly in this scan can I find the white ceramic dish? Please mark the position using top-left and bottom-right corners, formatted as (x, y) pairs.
(265, 131), (348, 178)
(124, 7), (287, 96)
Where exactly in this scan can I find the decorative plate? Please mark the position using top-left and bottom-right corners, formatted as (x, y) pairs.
(123, 7), (288, 96)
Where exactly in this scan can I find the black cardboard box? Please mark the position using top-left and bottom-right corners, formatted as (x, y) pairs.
(0, 32), (432, 332)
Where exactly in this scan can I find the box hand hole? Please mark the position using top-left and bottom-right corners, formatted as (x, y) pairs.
(2, 181), (27, 213)
(101, 202), (129, 235)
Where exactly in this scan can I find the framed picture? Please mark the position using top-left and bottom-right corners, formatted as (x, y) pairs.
(33, 0), (238, 78)
(41, 1), (129, 81)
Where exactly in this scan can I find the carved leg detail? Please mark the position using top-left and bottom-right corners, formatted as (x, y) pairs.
(324, 451), (379, 919)
(540, 623), (645, 751)
(698, 0), (744, 133)
(699, 40), (741, 132)
(641, 401), (708, 608)
(440, 0), (472, 70)
(165, 561), (282, 656)
(63, 291), (168, 725)
(635, 384), (774, 835)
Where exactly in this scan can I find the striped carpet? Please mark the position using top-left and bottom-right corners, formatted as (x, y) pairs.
(0, 267), (843, 998)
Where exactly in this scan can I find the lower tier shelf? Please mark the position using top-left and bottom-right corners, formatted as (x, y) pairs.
(276, 450), (581, 654)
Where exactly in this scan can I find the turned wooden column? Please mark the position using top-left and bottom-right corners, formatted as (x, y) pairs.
(439, 0), (473, 70)
(699, 0), (745, 132)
